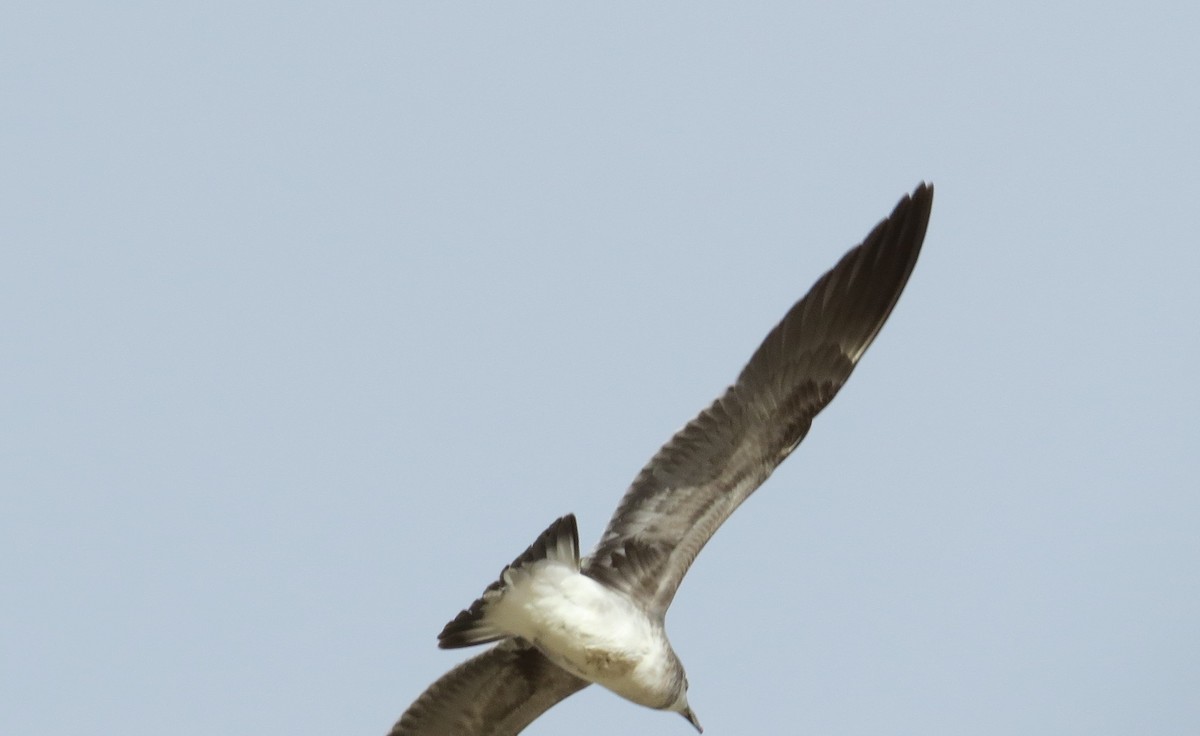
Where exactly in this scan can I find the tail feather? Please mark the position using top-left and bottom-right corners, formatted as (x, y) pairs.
(437, 514), (580, 649)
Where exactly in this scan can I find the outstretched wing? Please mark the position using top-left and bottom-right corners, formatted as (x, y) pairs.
(584, 183), (933, 618)
(389, 639), (588, 736)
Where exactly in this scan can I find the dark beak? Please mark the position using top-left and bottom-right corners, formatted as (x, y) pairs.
(681, 706), (703, 733)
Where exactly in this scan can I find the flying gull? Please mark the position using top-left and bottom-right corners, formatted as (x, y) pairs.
(389, 183), (934, 735)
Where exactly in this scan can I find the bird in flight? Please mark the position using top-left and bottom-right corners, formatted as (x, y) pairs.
(389, 183), (934, 735)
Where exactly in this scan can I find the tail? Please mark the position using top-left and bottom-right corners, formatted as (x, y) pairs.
(437, 513), (580, 649)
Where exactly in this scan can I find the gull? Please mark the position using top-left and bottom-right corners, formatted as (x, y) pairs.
(389, 183), (933, 735)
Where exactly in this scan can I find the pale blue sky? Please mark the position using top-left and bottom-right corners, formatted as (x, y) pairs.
(3, 3), (1197, 735)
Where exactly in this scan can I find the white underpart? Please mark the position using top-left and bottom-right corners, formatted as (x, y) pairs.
(487, 559), (679, 709)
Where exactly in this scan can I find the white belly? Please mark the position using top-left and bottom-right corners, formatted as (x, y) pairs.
(487, 559), (675, 708)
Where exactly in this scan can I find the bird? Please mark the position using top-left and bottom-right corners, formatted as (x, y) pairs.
(389, 183), (934, 735)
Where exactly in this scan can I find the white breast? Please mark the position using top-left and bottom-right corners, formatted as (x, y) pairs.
(487, 559), (677, 708)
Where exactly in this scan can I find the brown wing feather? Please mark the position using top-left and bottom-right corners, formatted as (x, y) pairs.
(389, 639), (588, 736)
(584, 183), (933, 617)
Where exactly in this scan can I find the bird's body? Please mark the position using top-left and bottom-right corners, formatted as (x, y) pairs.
(437, 515), (696, 724)
(488, 541), (681, 710)
(390, 183), (934, 736)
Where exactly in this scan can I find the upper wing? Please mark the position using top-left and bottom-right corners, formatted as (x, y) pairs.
(389, 639), (589, 736)
(584, 183), (933, 618)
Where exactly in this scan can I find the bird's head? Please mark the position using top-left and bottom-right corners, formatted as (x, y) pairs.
(670, 673), (702, 733)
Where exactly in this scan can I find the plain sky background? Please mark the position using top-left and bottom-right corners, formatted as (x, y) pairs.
(3, 3), (1198, 735)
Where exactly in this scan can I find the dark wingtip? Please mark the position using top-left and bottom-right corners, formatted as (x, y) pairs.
(737, 182), (934, 389)
(908, 181), (934, 231)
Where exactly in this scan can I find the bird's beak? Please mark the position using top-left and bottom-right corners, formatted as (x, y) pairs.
(681, 706), (703, 733)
